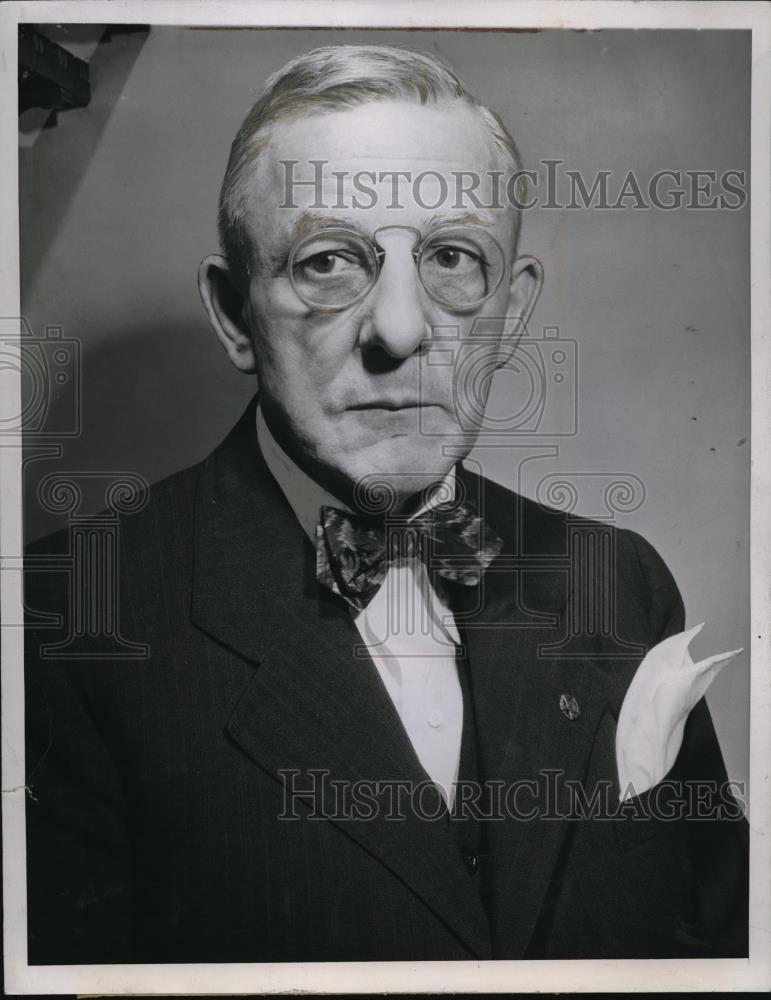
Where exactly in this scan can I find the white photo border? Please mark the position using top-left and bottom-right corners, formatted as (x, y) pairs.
(2, 1), (769, 994)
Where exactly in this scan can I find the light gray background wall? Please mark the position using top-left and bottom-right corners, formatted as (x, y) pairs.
(19, 27), (750, 789)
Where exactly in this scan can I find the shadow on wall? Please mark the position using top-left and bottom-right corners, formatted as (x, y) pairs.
(19, 27), (150, 297)
(22, 321), (253, 544)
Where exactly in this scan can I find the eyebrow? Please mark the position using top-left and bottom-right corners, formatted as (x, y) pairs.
(291, 211), (355, 241)
(423, 211), (493, 229)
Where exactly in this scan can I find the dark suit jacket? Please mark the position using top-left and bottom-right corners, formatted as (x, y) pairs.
(25, 398), (748, 963)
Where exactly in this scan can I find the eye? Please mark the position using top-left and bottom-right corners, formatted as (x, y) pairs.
(308, 251), (340, 274)
(298, 249), (361, 276)
(294, 247), (363, 278)
(426, 244), (483, 271)
(306, 251), (336, 275)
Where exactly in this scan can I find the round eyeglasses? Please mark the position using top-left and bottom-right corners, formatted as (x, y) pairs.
(287, 224), (506, 313)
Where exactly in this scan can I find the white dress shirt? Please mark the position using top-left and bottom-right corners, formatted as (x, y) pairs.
(256, 407), (463, 806)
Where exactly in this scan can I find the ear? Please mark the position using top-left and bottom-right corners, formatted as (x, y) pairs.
(497, 255), (544, 366)
(197, 254), (258, 373)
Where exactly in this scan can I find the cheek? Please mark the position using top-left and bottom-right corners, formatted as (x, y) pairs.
(450, 357), (490, 424)
(431, 298), (509, 366)
(249, 295), (356, 396)
(485, 277), (515, 319)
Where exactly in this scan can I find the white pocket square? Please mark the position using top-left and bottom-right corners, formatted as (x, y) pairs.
(616, 624), (741, 802)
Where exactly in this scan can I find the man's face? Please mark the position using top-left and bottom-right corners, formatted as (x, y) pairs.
(238, 99), (531, 506)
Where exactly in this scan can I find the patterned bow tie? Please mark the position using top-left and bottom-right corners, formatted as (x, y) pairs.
(315, 500), (503, 612)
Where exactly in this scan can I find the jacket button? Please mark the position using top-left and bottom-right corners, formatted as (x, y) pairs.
(462, 850), (480, 874)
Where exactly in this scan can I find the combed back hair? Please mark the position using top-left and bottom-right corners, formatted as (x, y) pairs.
(218, 44), (527, 287)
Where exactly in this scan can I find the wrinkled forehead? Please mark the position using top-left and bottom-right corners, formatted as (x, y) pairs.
(263, 99), (506, 174)
(242, 101), (518, 246)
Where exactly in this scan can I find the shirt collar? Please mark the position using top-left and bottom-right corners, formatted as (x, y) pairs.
(256, 404), (456, 545)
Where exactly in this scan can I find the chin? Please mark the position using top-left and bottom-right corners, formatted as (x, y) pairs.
(338, 436), (465, 511)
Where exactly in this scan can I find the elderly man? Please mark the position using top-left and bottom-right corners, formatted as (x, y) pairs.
(25, 44), (747, 964)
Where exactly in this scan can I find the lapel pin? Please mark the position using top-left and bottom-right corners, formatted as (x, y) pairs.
(559, 693), (581, 721)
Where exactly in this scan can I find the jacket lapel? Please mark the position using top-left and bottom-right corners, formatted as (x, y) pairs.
(190, 400), (491, 957)
(455, 465), (611, 958)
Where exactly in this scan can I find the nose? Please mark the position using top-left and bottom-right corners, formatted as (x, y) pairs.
(360, 229), (430, 359)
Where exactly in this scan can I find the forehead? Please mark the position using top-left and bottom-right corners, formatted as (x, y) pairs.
(243, 100), (515, 242)
(267, 99), (499, 163)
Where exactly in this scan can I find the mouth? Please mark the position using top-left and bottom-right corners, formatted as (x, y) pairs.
(348, 400), (432, 412)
